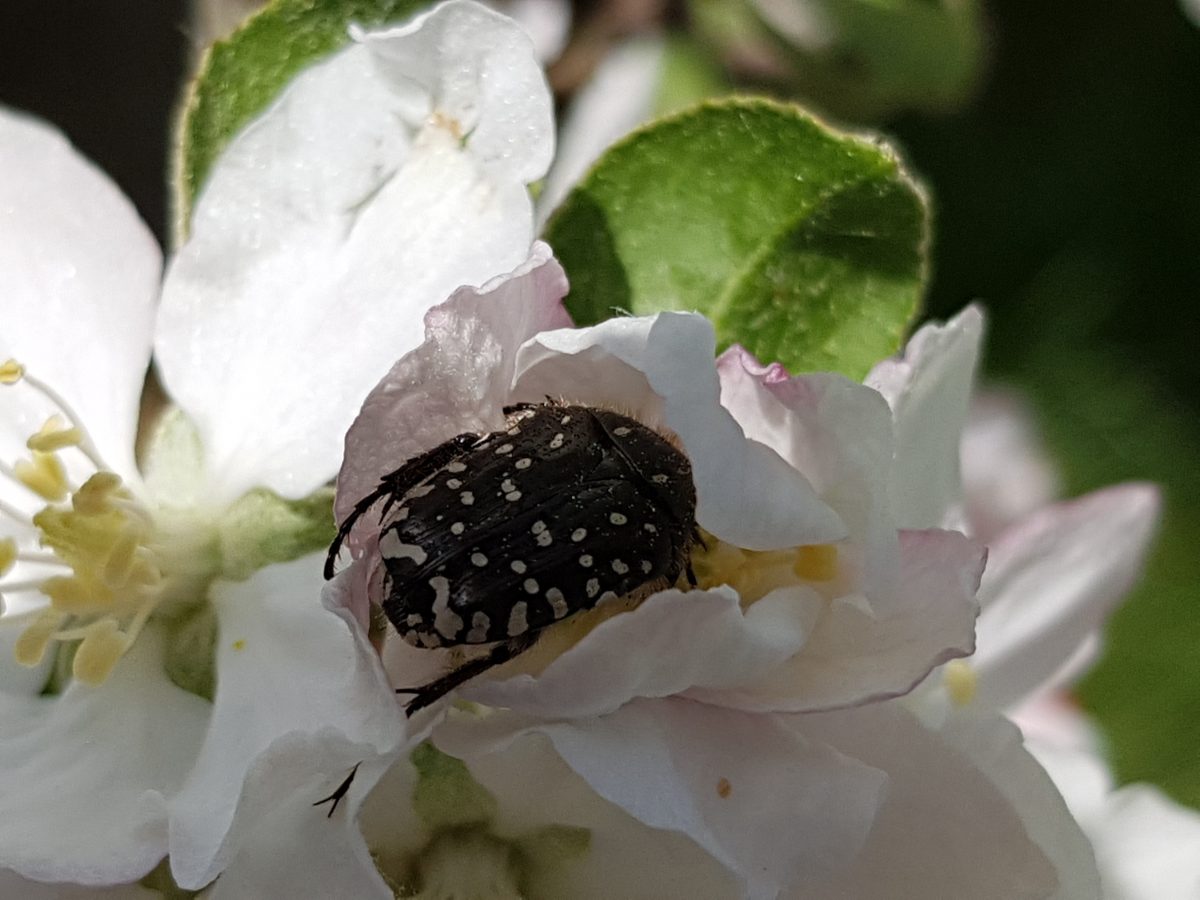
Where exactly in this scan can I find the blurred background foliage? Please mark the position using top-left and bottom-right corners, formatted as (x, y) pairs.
(1, 0), (1197, 805)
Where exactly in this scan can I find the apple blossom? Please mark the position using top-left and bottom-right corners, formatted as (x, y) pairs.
(305, 244), (1091, 898)
(0, 0), (553, 890)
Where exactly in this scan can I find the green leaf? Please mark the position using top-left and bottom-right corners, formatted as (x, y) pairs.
(543, 98), (927, 379)
(175, 0), (425, 232)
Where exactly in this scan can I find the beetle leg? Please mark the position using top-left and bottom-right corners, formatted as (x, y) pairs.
(398, 632), (540, 716)
(325, 433), (479, 579)
(312, 761), (362, 818)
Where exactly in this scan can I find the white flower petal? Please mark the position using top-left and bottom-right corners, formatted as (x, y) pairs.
(492, 0), (572, 63)
(961, 391), (1062, 542)
(866, 305), (984, 530)
(463, 586), (818, 716)
(167, 554), (404, 890)
(437, 699), (886, 897)
(0, 871), (160, 899)
(156, 0), (553, 503)
(513, 312), (846, 549)
(538, 37), (664, 222)
(789, 704), (1060, 899)
(716, 347), (898, 596)
(335, 242), (570, 533)
(942, 713), (1101, 900)
(462, 731), (744, 898)
(716, 528), (982, 712)
(972, 484), (1161, 711)
(0, 628), (208, 885)
(200, 734), (396, 900)
(0, 108), (160, 481)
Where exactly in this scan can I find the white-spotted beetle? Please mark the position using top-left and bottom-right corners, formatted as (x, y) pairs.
(326, 401), (700, 714)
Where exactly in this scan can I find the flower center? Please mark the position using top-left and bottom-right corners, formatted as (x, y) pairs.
(404, 828), (525, 900)
(0, 360), (217, 686)
(941, 659), (978, 706)
(691, 532), (841, 604)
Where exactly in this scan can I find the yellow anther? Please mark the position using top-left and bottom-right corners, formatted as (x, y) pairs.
(943, 659), (978, 707)
(0, 359), (24, 384)
(41, 575), (112, 614)
(72, 619), (130, 685)
(14, 452), (69, 502)
(103, 526), (142, 588)
(71, 472), (124, 516)
(14, 608), (66, 667)
(0, 537), (16, 575)
(27, 415), (84, 453)
(794, 544), (838, 582)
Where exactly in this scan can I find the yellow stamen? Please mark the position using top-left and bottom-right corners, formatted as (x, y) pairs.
(794, 544), (838, 582)
(102, 526), (142, 588)
(41, 574), (112, 614)
(943, 659), (978, 707)
(14, 452), (69, 502)
(27, 415), (84, 453)
(14, 608), (66, 666)
(71, 472), (123, 516)
(0, 359), (24, 384)
(72, 619), (130, 685)
(0, 537), (16, 575)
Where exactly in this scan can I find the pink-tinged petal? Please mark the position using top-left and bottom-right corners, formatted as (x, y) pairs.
(197, 734), (396, 900)
(167, 555), (404, 890)
(513, 313), (846, 550)
(942, 713), (1100, 900)
(157, 1), (554, 504)
(334, 243), (570, 536)
(0, 109), (159, 483)
(463, 586), (818, 716)
(972, 483), (1161, 711)
(717, 347), (898, 596)
(0, 871), (160, 899)
(709, 529), (982, 712)
(961, 391), (1062, 542)
(789, 704), (1059, 900)
(0, 628), (208, 885)
(866, 305), (984, 530)
(437, 700), (886, 898)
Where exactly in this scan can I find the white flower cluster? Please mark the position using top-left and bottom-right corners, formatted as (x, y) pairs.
(0, 2), (1195, 898)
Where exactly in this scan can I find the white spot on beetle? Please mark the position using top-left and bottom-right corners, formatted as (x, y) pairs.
(379, 531), (427, 565)
(508, 601), (529, 636)
(586, 578), (600, 598)
(609, 512), (628, 526)
(406, 484), (434, 498)
(506, 491), (523, 502)
(406, 614), (423, 627)
(515, 458), (532, 469)
(450, 522), (465, 535)
(511, 560), (527, 574)
(531, 520), (547, 535)
(471, 552), (488, 567)
(523, 578), (539, 594)
(495, 443), (514, 455)
(460, 491), (475, 505)
(430, 576), (463, 639)
(500, 478), (516, 493)
(446, 478), (462, 489)
(536, 530), (552, 546)
(613, 426), (632, 436)
(644, 523), (658, 533)
(549, 433), (564, 449)
(641, 560), (653, 574)
(446, 461), (467, 473)
(546, 587), (568, 618)
(466, 611), (490, 643)
(571, 527), (587, 542)
(612, 559), (629, 575)
(652, 473), (669, 484)
(560, 415), (572, 425)
(579, 554), (593, 568)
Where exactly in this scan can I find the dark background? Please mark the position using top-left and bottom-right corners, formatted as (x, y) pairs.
(2, 0), (1198, 804)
